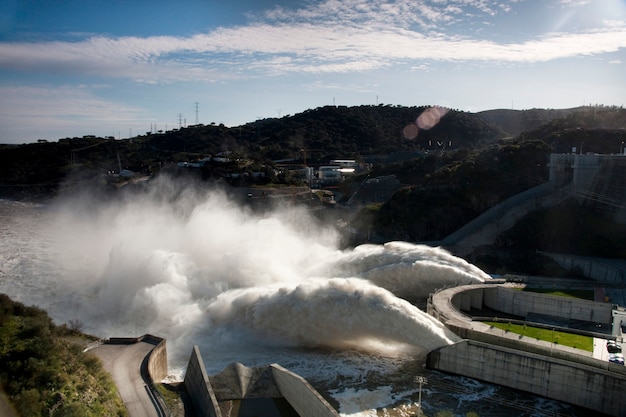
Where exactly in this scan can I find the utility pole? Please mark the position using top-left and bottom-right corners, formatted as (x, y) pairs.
(415, 376), (428, 417)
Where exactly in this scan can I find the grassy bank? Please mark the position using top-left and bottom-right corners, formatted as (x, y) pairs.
(0, 294), (127, 417)
(521, 288), (595, 300)
(484, 321), (594, 352)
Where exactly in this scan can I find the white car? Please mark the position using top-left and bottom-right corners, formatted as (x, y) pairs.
(608, 353), (625, 365)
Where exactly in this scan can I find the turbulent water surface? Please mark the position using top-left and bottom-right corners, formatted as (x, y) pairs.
(0, 180), (596, 416)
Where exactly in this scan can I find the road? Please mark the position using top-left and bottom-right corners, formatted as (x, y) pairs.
(92, 341), (163, 417)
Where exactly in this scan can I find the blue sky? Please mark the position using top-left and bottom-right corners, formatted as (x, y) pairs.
(1, 0), (625, 144)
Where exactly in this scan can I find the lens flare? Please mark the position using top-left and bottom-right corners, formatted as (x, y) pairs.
(416, 106), (448, 130)
(402, 123), (419, 139)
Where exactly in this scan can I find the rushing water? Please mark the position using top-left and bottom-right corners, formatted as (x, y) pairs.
(0, 179), (599, 416)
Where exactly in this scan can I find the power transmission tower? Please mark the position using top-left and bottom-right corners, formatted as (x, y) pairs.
(195, 102), (199, 124)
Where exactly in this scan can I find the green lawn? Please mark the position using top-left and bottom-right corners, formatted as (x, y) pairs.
(519, 288), (594, 300)
(484, 321), (594, 352)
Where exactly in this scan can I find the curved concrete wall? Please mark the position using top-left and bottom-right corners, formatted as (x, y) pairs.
(452, 286), (613, 325)
(106, 335), (168, 384)
(427, 340), (626, 417)
(428, 284), (626, 416)
(144, 335), (168, 382)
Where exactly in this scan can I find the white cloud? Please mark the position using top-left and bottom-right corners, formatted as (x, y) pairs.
(2, 21), (625, 82)
(0, 1), (625, 82)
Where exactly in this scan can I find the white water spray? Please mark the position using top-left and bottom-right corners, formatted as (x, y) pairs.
(2, 178), (488, 363)
(206, 277), (459, 354)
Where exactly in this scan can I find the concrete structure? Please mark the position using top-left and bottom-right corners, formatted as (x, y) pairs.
(440, 153), (626, 256)
(427, 283), (626, 416)
(440, 182), (569, 256)
(538, 251), (626, 285)
(183, 345), (339, 417)
(183, 346), (221, 417)
(317, 166), (342, 184)
(427, 339), (626, 416)
(142, 335), (168, 382)
(457, 285), (614, 328)
(548, 153), (626, 223)
(93, 335), (169, 417)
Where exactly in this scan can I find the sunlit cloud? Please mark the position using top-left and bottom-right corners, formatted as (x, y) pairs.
(1, 0), (625, 142)
(2, 24), (625, 82)
(1, 0), (625, 84)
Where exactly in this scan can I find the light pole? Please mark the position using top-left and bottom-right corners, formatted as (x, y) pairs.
(621, 141), (624, 155)
(415, 376), (428, 417)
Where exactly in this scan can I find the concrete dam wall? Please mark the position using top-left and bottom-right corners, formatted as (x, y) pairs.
(183, 346), (222, 417)
(183, 345), (339, 417)
(453, 286), (614, 325)
(427, 340), (626, 416)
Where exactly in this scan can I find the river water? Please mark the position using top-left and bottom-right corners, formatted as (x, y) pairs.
(0, 179), (601, 416)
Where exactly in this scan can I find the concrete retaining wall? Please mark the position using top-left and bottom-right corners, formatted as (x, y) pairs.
(183, 346), (221, 417)
(453, 286), (613, 324)
(271, 364), (339, 417)
(105, 335), (168, 383)
(427, 340), (626, 417)
(182, 347), (339, 417)
(538, 252), (626, 284)
(144, 335), (168, 382)
(445, 322), (626, 374)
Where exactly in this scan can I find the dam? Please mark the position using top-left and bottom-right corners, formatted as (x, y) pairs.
(183, 346), (339, 417)
(426, 281), (626, 416)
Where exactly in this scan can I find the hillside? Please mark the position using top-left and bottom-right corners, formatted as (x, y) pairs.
(476, 105), (626, 136)
(0, 105), (506, 198)
(476, 107), (584, 137)
(1, 104), (626, 275)
(0, 294), (126, 417)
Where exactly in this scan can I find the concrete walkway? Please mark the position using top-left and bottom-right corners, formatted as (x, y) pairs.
(92, 341), (162, 417)
(593, 338), (610, 361)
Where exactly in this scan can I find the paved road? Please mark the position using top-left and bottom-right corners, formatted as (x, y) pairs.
(92, 341), (162, 417)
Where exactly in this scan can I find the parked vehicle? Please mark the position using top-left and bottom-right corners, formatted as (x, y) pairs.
(608, 353), (625, 365)
(607, 340), (622, 353)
